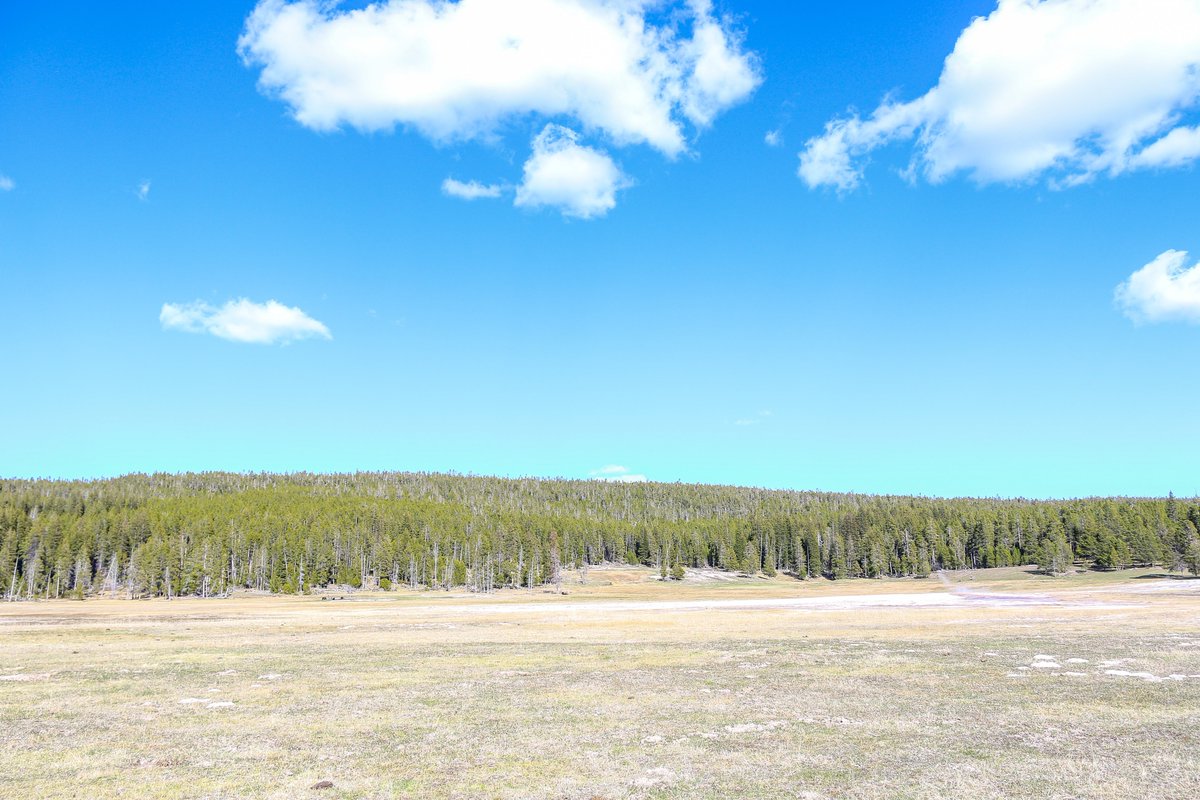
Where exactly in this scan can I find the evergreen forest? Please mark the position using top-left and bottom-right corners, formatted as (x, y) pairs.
(2, 472), (1199, 599)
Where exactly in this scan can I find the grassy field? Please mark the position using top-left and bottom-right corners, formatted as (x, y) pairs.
(2, 566), (1199, 799)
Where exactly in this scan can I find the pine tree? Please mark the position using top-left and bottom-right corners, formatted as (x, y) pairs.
(0, 533), (16, 601)
(828, 532), (848, 579)
(803, 530), (820, 578)
(1038, 525), (1073, 575)
(1185, 535), (1200, 577)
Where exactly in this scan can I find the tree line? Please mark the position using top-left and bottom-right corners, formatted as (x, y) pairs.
(2, 472), (1198, 599)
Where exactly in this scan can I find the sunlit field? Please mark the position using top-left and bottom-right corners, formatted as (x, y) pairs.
(3, 566), (1199, 800)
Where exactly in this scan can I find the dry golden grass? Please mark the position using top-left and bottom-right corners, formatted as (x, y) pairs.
(2, 566), (1199, 799)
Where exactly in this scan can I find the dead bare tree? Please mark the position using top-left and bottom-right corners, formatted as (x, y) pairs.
(550, 531), (563, 594)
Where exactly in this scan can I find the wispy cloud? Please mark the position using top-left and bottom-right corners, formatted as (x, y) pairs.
(136, 180), (151, 201)
(441, 178), (503, 200)
(764, 129), (782, 147)
(0, 174), (14, 192)
(735, 410), (773, 426)
(1115, 250), (1200, 325)
(800, 0), (1200, 190)
(1128, 125), (1200, 170)
(160, 298), (331, 344)
(588, 465), (647, 483)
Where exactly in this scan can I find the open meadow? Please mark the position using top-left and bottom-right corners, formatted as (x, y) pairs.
(3, 566), (1199, 800)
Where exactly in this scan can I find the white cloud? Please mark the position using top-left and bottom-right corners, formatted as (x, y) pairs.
(800, 0), (1200, 190)
(441, 177), (503, 200)
(239, 0), (759, 156)
(160, 298), (332, 344)
(136, 180), (151, 201)
(680, 0), (761, 129)
(514, 124), (627, 218)
(1128, 125), (1200, 170)
(602, 473), (649, 483)
(0, 175), (13, 192)
(239, 0), (757, 217)
(764, 129), (782, 147)
(1115, 250), (1200, 325)
(733, 409), (772, 426)
(589, 464), (647, 482)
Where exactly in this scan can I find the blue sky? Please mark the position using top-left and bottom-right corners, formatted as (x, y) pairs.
(2, 0), (1199, 498)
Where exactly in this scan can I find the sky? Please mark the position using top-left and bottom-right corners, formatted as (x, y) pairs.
(2, 0), (1200, 498)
